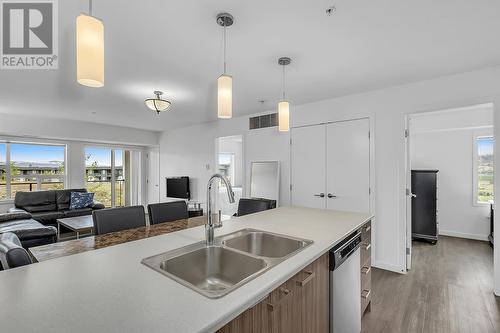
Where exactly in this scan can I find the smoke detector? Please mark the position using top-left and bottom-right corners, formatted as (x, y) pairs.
(326, 6), (336, 16)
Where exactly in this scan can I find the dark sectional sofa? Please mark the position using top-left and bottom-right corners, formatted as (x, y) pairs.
(9, 189), (105, 227)
(0, 189), (105, 249)
(0, 212), (57, 249)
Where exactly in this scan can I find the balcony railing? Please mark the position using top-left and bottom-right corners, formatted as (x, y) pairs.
(0, 180), (125, 208)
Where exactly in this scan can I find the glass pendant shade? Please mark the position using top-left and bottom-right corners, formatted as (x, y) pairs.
(217, 74), (233, 118)
(145, 99), (171, 113)
(278, 101), (290, 132)
(77, 14), (104, 88)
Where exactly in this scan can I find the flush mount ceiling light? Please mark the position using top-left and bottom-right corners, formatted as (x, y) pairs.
(145, 91), (172, 114)
(77, 0), (104, 88)
(216, 13), (234, 119)
(278, 57), (291, 132)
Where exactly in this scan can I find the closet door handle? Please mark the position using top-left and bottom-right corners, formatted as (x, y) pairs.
(327, 193), (336, 198)
(314, 193), (325, 198)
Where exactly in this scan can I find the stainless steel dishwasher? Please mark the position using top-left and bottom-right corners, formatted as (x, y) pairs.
(330, 230), (362, 333)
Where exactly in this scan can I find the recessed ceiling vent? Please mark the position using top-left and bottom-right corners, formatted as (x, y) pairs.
(249, 113), (278, 130)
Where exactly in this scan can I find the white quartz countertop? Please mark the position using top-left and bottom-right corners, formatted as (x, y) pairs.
(0, 207), (372, 333)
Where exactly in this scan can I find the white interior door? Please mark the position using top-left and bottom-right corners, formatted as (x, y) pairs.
(326, 119), (370, 213)
(146, 147), (160, 204)
(291, 124), (326, 209)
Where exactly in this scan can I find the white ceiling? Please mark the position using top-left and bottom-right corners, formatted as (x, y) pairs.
(2, 0), (500, 132)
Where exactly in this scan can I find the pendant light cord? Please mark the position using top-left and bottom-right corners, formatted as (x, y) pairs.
(282, 64), (286, 101)
(89, 0), (93, 16)
(223, 23), (227, 74)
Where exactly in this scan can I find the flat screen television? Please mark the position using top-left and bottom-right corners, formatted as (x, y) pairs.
(166, 176), (190, 200)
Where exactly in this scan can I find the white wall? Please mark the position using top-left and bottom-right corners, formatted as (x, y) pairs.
(159, 122), (290, 208)
(494, 96), (500, 297)
(159, 65), (500, 294)
(0, 113), (159, 146)
(0, 116), (159, 212)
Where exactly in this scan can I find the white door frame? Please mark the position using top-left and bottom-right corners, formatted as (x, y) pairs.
(290, 116), (374, 209)
(404, 103), (496, 272)
(404, 115), (413, 270)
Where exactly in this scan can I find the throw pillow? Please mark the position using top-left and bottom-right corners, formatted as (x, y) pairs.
(69, 192), (94, 210)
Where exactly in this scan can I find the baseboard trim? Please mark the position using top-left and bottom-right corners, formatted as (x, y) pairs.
(439, 230), (488, 241)
(372, 260), (406, 274)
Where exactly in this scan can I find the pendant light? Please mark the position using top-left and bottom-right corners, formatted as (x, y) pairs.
(278, 57), (291, 132)
(77, 0), (104, 88)
(145, 91), (172, 114)
(216, 13), (234, 119)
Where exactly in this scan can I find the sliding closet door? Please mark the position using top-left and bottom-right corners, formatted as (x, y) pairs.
(326, 119), (370, 213)
(290, 124), (326, 209)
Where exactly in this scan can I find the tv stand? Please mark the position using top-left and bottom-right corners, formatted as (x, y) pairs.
(188, 208), (203, 218)
(187, 201), (203, 218)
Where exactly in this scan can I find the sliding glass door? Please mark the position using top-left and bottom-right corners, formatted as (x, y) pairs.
(0, 143), (6, 200)
(85, 147), (127, 208)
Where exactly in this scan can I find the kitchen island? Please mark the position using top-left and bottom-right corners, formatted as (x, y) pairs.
(0, 207), (372, 333)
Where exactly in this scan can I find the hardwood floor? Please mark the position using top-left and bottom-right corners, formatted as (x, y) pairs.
(361, 236), (500, 333)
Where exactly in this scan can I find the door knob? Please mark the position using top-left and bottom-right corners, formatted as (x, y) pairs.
(314, 193), (325, 198)
(327, 193), (336, 198)
(410, 193), (417, 198)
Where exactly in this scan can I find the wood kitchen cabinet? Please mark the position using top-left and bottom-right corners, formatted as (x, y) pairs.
(217, 253), (329, 333)
(360, 220), (372, 316)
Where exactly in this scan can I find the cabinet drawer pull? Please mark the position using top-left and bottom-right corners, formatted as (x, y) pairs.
(364, 225), (371, 232)
(267, 287), (293, 312)
(296, 269), (316, 287)
(362, 243), (371, 250)
(361, 266), (371, 275)
(362, 289), (371, 299)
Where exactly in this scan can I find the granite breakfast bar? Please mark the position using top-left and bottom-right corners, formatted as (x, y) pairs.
(29, 215), (208, 262)
(1, 207), (372, 333)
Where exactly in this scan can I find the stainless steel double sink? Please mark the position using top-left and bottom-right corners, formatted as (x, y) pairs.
(141, 229), (313, 298)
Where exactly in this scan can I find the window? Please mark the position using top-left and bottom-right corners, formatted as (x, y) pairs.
(0, 142), (65, 200)
(85, 147), (127, 208)
(474, 136), (494, 204)
(0, 143), (6, 200)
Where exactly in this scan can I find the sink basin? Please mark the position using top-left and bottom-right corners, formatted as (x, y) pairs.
(161, 246), (266, 297)
(141, 229), (312, 298)
(142, 243), (267, 298)
(222, 229), (312, 258)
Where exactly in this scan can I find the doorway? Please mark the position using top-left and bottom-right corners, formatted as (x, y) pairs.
(405, 103), (494, 270)
(215, 135), (244, 216)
